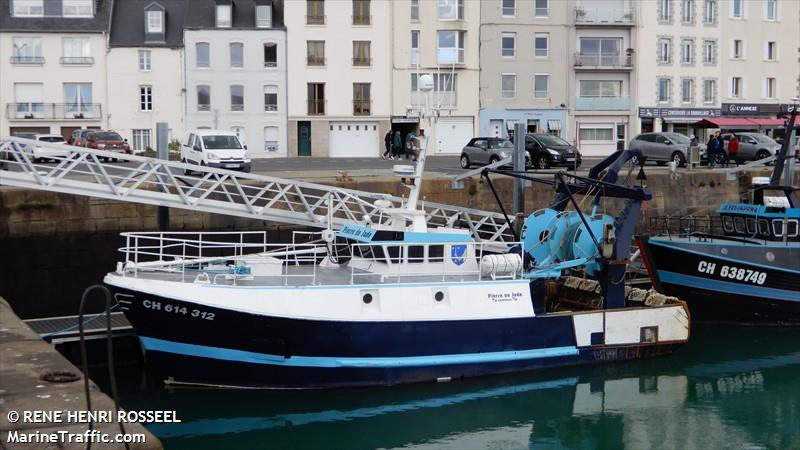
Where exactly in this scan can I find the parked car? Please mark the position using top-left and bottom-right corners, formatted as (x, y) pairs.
(84, 130), (131, 160)
(181, 129), (251, 173)
(28, 134), (70, 162)
(524, 134), (582, 170)
(1, 132), (36, 166)
(459, 137), (530, 169)
(69, 129), (94, 147)
(722, 132), (782, 164)
(628, 132), (701, 167)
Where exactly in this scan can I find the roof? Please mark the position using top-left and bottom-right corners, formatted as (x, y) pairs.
(0, 0), (112, 32)
(692, 118), (789, 129)
(109, 0), (188, 47)
(184, 0), (284, 29)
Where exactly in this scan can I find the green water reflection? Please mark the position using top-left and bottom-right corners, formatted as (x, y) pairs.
(121, 327), (800, 449)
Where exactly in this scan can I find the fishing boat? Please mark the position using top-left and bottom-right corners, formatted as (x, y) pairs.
(104, 136), (689, 388)
(639, 105), (799, 325)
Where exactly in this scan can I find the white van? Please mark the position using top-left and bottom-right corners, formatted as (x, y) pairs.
(181, 129), (251, 173)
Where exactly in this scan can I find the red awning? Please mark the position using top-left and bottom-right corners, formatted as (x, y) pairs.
(692, 117), (786, 128)
(749, 118), (785, 127)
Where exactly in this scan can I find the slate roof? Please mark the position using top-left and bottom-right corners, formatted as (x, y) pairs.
(184, 0), (284, 30)
(0, 0), (112, 32)
(109, 0), (188, 47)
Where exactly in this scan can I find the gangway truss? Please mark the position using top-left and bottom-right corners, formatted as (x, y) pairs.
(0, 137), (515, 243)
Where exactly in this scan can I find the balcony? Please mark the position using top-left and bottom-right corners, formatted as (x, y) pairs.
(308, 99), (326, 115)
(352, 56), (372, 67)
(6, 103), (102, 120)
(574, 96), (630, 111)
(264, 104), (278, 112)
(574, 7), (635, 25)
(307, 56), (326, 66)
(231, 104), (244, 112)
(197, 104), (211, 112)
(264, 60), (277, 68)
(60, 57), (95, 65)
(10, 56), (44, 65)
(574, 53), (633, 70)
(353, 99), (372, 116)
(306, 14), (325, 25)
(352, 15), (371, 25)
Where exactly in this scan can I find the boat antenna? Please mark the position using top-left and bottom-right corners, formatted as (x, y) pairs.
(769, 97), (798, 206)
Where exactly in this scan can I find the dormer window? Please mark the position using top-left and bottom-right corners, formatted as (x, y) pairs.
(147, 10), (164, 33)
(12, 0), (44, 17)
(63, 0), (94, 17)
(256, 5), (272, 28)
(216, 4), (232, 28)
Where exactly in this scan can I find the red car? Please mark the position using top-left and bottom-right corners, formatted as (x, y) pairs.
(84, 130), (131, 159)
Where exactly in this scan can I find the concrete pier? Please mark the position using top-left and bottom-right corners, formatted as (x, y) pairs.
(0, 297), (162, 450)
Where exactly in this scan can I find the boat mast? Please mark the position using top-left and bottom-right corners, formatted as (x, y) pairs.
(769, 98), (798, 206)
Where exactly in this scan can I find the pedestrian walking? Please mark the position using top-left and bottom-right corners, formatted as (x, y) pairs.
(382, 130), (392, 159)
(726, 132), (739, 167)
(405, 131), (416, 159)
(707, 131), (722, 168)
(392, 131), (403, 160)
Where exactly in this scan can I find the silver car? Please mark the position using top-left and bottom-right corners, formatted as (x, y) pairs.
(628, 132), (702, 167)
(722, 132), (782, 163)
(460, 137), (530, 169)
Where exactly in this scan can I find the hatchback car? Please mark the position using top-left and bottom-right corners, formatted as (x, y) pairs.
(460, 137), (530, 169)
(28, 134), (70, 162)
(84, 130), (131, 160)
(721, 132), (782, 164)
(628, 132), (701, 167)
(524, 134), (581, 170)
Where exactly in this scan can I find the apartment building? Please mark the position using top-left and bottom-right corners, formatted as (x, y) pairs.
(285, 0), (391, 157)
(184, 0), (288, 158)
(569, 0), (637, 155)
(107, 0), (187, 152)
(479, 0), (569, 139)
(0, 0), (110, 139)
(391, 0), (481, 155)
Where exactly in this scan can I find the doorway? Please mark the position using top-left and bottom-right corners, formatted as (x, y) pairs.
(490, 120), (503, 137)
(298, 121), (311, 156)
(527, 119), (540, 133)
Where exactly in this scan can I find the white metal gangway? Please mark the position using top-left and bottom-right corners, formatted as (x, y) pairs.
(0, 137), (515, 243)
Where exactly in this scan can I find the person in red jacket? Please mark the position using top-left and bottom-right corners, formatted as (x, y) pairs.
(726, 132), (740, 167)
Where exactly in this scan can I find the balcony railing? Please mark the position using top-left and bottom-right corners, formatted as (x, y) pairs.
(10, 56), (44, 64)
(574, 96), (630, 111)
(264, 60), (277, 68)
(231, 104), (244, 112)
(264, 140), (279, 152)
(437, 48), (465, 65)
(353, 99), (371, 116)
(574, 7), (635, 25)
(574, 52), (633, 68)
(264, 104), (278, 112)
(411, 91), (457, 109)
(306, 14), (325, 25)
(6, 103), (102, 120)
(307, 56), (326, 66)
(60, 56), (95, 65)
(197, 104), (210, 112)
(352, 15), (371, 25)
(308, 99), (326, 115)
(352, 56), (372, 66)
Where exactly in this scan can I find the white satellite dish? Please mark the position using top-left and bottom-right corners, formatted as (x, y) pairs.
(418, 74), (434, 92)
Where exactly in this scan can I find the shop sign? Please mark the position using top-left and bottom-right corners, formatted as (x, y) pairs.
(721, 103), (795, 116)
(391, 116), (420, 124)
(638, 107), (721, 118)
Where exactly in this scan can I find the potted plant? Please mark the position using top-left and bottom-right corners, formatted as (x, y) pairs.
(575, 7), (586, 18)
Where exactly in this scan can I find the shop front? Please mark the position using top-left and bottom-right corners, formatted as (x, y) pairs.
(479, 108), (567, 140)
(637, 107), (722, 141)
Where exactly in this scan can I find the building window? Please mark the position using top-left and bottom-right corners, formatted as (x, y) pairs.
(264, 126), (279, 152)
(353, 41), (371, 66)
(264, 43), (277, 67)
(12, 0), (43, 17)
(14, 83), (44, 118)
(765, 0), (777, 20)
(411, 31), (419, 65)
(353, 0), (370, 25)
(63, 0), (93, 17)
(132, 129), (151, 151)
(501, 32), (515, 58)
(681, 40), (693, 64)
(410, 0), (419, 20)
(138, 50), (151, 71)
(502, 0), (515, 17)
(765, 41), (776, 61)
(196, 42), (210, 67)
(534, 33), (549, 58)
(139, 86), (153, 111)
(658, 38), (672, 64)
(256, 5), (272, 27)
(353, 83), (371, 115)
(61, 37), (92, 64)
(197, 85), (210, 111)
(501, 74), (516, 98)
(146, 10), (163, 33)
(681, 79), (693, 103)
(437, 0), (464, 20)
(579, 127), (614, 141)
(765, 77), (776, 98)
(579, 80), (622, 97)
(534, 74), (549, 98)
(411, 73), (458, 107)
(307, 41), (325, 66)
(732, 39), (743, 59)
(731, 77), (742, 97)
(307, 0), (325, 24)
(681, 0), (693, 22)
(703, 79), (716, 103)
(216, 4), (232, 27)
(658, 78), (672, 102)
(11, 37), (43, 64)
(703, 0), (716, 23)
(437, 30), (465, 64)
(230, 85), (244, 111)
(230, 42), (244, 68)
(308, 83), (325, 115)
(703, 40), (716, 63)
(264, 85), (278, 112)
(659, 0), (672, 21)
(63, 83), (92, 115)
(534, 0), (549, 17)
(731, 0), (742, 18)
(579, 38), (621, 65)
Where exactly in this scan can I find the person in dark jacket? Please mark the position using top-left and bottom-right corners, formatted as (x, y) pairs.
(392, 131), (403, 160)
(707, 131), (722, 168)
(383, 131), (392, 159)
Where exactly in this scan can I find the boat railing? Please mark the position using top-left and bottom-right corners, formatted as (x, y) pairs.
(648, 215), (724, 238)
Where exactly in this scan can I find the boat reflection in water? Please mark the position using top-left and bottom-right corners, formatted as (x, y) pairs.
(134, 327), (800, 449)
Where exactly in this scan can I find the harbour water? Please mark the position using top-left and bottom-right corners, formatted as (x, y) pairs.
(110, 326), (800, 449)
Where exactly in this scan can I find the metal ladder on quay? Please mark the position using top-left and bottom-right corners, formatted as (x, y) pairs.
(0, 137), (516, 243)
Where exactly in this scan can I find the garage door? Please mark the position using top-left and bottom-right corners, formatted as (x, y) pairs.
(10, 126), (50, 137)
(435, 117), (473, 154)
(329, 122), (379, 158)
